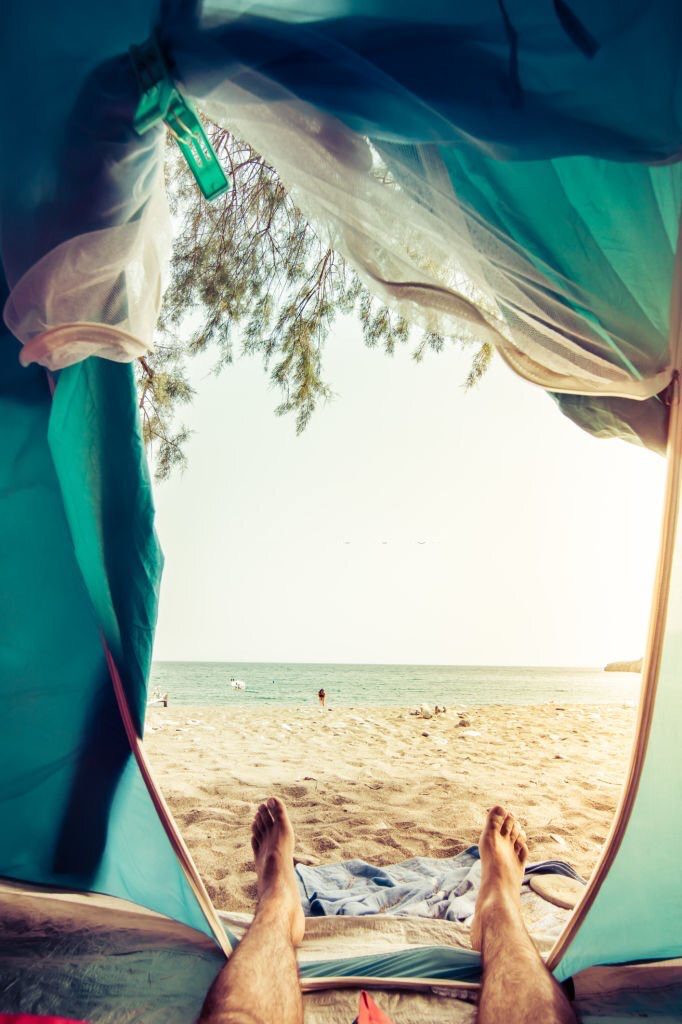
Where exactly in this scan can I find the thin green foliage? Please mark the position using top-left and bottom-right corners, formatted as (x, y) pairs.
(139, 124), (491, 478)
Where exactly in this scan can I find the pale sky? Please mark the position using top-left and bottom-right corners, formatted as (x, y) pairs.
(152, 317), (665, 666)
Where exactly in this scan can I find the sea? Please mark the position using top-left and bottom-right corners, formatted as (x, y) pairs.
(150, 662), (640, 708)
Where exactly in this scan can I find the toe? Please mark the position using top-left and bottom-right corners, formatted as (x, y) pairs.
(487, 805), (507, 830)
(257, 803), (274, 829)
(268, 796), (284, 820)
(510, 822), (521, 844)
(500, 813), (514, 836)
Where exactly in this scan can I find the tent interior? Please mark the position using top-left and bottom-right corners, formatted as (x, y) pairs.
(3, 0), (682, 1020)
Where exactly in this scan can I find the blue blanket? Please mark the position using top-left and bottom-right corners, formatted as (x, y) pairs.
(296, 847), (583, 920)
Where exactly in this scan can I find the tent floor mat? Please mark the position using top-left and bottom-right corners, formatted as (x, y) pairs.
(0, 882), (680, 1022)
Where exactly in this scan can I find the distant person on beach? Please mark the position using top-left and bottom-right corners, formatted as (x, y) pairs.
(199, 800), (578, 1024)
(318, 688), (326, 709)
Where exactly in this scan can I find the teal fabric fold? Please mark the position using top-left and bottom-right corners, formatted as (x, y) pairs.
(299, 944), (482, 982)
(0, 274), (217, 941)
(48, 359), (162, 735)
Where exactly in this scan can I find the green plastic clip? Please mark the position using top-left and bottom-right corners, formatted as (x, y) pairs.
(130, 35), (230, 202)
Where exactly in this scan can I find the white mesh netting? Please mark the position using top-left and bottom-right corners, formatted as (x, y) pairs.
(1, 32), (675, 399)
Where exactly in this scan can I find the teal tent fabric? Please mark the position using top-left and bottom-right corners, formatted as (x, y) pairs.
(431, 152), (681, 380)
(555, 460), (682, 980)
(0, 0), (215, 926)
(549, 393), (669, 455)
(48, 358), (161, 735)
(0, 273), (215, 938)
(0, 0), (161, 283)
(428, 149), (682, 444)
(168, 1), (682, 160)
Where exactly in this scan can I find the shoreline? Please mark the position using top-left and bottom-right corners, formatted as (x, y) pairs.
(145, 702), (635, 912)
(148, 697), (639, 708)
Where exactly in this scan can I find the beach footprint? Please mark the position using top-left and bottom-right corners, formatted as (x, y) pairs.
(314, 835), (341, 853)
(281, 783), (309, 802)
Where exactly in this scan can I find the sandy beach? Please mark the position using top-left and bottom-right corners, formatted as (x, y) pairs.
(144, 702), (635, 912)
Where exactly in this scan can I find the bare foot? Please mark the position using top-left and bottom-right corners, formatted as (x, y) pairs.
(470, 805), (528, 952)
(251, 797), (305, 946)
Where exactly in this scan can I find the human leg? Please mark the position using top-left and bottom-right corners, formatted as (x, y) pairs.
(471, 806), (577, 1024)
(199, 797), (305, 1024)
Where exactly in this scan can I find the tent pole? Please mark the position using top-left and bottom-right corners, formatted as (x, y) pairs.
(103, 644), (234, 957)
(546, 368), (682, 974)
(300, 975), (480, 996)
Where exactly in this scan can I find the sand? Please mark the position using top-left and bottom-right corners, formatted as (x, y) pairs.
(144, 702), (635, 912)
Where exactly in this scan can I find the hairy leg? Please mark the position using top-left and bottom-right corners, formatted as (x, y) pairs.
(472, 806), (577, 1024)
(199, 797), (305, 1024)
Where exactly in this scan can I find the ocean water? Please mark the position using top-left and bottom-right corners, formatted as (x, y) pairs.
(150, 662), (640, 708)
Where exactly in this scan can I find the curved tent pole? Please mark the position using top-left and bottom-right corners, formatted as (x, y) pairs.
(104, 644), (234, 957)
(546, 366), (682, 974)
(300, 975), (480, 996)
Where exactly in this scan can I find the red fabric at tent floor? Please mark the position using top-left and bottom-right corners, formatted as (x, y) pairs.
(0, 1016), (88, 1023)
(356, 990), (396, 1023)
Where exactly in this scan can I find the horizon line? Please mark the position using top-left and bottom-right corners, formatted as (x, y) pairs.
(151, 658), (618, 669)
